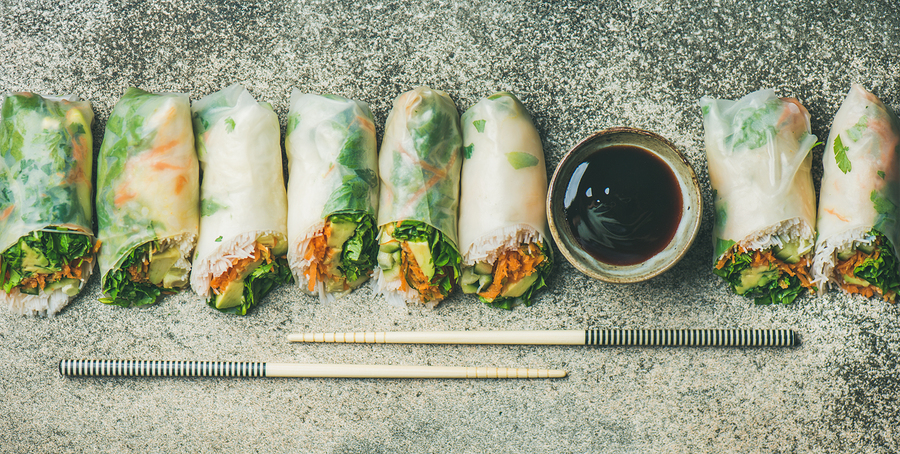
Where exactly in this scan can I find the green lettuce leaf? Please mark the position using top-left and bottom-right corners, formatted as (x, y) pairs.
(852, 231), (900, 300)
(1, 229), (93, 294)
(99, 242), (162, 308)
(712, 248), (808, 305)
(330, 212), (377, 283)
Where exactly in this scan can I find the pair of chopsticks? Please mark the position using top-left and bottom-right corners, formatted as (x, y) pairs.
(60, 328), (797, 380)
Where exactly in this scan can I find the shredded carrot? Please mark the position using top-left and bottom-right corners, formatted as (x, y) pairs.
(399, 243), (443, 301)
(152, 161), (181, 171)
(0, 205), (14, 221)
(209, 242), (273, 294)
(825, 208), (850, 223)
(834, 248), (894, 301)
(174, 175), (187, 194)
(302, 223), (347, 293)
(478, 243), (545, 300)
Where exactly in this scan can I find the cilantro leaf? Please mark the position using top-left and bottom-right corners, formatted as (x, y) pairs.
(834, 135), (852, 174)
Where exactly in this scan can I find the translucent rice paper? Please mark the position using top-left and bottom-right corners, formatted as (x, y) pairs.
(190, 84), (288, 296)
(813, 84), (900, 287)
(458, 91), (549, 264)
(700, 89), (818, 259)
(96, 89), (199, 285)
(377, 86), (462, 245)
(0, 93), (95, 315)
(0, 93), (94, 252)
(285, 90), (378, 243)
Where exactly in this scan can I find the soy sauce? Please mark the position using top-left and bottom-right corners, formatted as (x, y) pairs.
(564, 145), (682, 266)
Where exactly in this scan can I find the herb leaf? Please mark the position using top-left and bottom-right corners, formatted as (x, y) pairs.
(834, 135), (852, 174)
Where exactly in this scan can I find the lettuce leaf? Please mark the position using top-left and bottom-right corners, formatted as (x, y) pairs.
(99, 242), (162, 307)
(1, 229), (92, 294)
(852, 231), (900, 300)
(330, 212), (377, 283)
(712, 248), (807, 305)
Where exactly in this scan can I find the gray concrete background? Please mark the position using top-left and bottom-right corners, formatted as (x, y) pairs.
(2, 0), (899, 452)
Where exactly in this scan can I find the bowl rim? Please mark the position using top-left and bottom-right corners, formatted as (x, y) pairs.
(546, 126), (703, 283)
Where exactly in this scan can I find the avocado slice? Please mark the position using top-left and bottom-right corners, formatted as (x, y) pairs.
(148, 248), (181, 285)
(734, 265), (779, 295)
(842, 274), (870, 286)
(407, 241), (435, 280)
(501, 272), (540, 298)
(257, 233), (288, 256)
(20, 242), (50, 273)
(44, 278), (81, 296)
(474, 261), (493, 275)
(162, 266), (189, 289)
(459, 268), (479, 286)
(326, 220), (358, 249)
(215, 277), (246, 309)
(213, 260), (264, 309)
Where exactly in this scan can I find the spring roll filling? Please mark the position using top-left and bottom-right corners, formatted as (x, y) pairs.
(827, 230), (900, 301)
(294, 212), (376, 296)
(0, 228), (97, 297)
(714, 234), (815, 305)
(376, 221), (460, 305)
(195, 232), (292, 315)
(100, 233), (194, 307)
(460, 241), (550, 309)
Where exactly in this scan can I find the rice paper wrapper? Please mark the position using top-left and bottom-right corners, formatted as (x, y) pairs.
(700, 89), (817, 260)
(458, 92), (549, 264)
(377, 86), (462, 246)
(285, 90), (378, 243)
(813, 84), (900, 287)
(0, 93), (94, 251)
(0, 93), (95, 315)
(190, 84), (288, 296)
(96, 88), (199, 285)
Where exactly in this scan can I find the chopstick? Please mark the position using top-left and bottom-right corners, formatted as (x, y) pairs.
(287, 329), (799, 347)
(58, 359), (566, 379)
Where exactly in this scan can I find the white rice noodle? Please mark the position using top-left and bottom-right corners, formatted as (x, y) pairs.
(2, 259), (94, 317)
(463, 224), (544, 266)
(724, 217), (815, 261)
(190, 230), (276, 298)
(811, 226), (876, 294)
(287, 221), (339, 304)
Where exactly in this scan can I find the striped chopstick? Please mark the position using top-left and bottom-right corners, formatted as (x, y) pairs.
(58, 359), (566, 379)
(287, 329), (798, 347)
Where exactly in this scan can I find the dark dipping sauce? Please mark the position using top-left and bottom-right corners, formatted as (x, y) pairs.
(564, 145), (683, 266)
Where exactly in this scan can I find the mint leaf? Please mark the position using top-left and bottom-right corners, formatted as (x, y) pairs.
(224, 117), (235, 133)
(506, 151), (538, 169)
(201, 198), (227, 217)
(473, 120), (486, 133)
(871, 190), (896, 214)
(878, 170), (886, 179)
(834, 135), (852, 174)
(463, 144), (474, 159)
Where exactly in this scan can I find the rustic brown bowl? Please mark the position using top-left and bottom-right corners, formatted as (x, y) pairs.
(546, 127), (702, 283)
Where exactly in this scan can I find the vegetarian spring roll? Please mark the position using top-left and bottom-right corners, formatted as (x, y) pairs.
(190, 84), (291, 315)
(457, 92), (552, 309)
(374, 86), (463, 308)
(96, 88), (199, 307)
(0, 93), (96, 316)
(700, 89), (818, 304)
(812, 84), (900, 300)
(285, 91), (379, 302)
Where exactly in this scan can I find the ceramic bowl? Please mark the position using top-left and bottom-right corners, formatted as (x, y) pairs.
(546, 127), (702, 283)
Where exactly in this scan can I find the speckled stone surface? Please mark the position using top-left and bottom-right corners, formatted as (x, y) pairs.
(1, 0), (899, 452)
